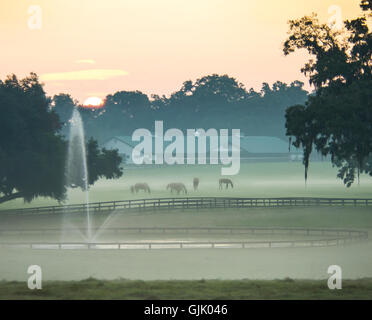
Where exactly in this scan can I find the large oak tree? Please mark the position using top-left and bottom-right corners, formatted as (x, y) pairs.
(0, 73), (123, 204)
(284, 1), (372, 186)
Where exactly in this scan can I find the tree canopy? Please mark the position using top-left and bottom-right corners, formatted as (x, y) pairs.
(53, 74), (309, 144)
(284, 1), (372, 186)
(0, 74), (123, 204)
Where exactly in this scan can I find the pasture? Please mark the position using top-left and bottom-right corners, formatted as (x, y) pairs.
(0, 205), (372, 282)
(2, 161), (372, 210)
(1, 161), (372, 299)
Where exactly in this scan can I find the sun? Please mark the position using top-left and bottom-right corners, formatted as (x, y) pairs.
(83, 97), (104, 108)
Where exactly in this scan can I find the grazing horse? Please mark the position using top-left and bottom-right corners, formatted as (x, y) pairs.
(131, 183), (151, 194)
(167, 183), (187, 194)
(219, 178), (233, 189)
(193, 178), (199, 191)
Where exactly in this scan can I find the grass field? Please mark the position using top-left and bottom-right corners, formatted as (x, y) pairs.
(2, 206), (372, 231)
(0, 206), (372, 282)
(2, 162), (372, 210)
(1, 161), (372, 299)
(1, 278), (372, 300)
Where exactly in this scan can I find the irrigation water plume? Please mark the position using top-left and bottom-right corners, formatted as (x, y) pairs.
(65, 108), (92, 241)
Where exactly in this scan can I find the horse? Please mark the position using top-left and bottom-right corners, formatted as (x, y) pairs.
(193, 178), (199, 191)
(167, 183), (187, 194)
(130, 183), (151, 194)
(219, 178), (233, 189)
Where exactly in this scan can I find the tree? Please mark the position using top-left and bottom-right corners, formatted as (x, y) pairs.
(0, 73), (123, 204)
(0, 73), (66, 203)
(167, 74), (248, 128)
(52, 93), (76, 137)
(52, 93), (75, 125)
(86, 138), (123, 185)
(98, 90), (152, 142)
(284, 1), (372, 186)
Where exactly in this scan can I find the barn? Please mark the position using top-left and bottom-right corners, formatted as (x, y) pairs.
(102, 135), (303, 164)
(102, 136), (136, 164)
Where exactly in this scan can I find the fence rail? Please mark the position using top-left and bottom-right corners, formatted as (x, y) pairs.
(0, 235), (367, 250)
(0, 227), (367, 250)
(0, 226), (367, 237)
(1, 197), (372, 215)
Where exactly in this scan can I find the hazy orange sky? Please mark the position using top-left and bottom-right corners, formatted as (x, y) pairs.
(0, 0), (363, 102)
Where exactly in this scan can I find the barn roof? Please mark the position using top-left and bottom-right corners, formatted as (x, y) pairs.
(104, 135), (300, 154)
(240, 136), (292, 154)
(105, 136), (136, 148)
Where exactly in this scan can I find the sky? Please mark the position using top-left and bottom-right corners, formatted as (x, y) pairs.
(0, 0), (363, 102)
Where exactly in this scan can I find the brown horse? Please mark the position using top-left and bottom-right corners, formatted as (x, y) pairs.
(219, 178), (233, 189)
(193, 178), (199, 191)
(131, 183), (151, 194)
(167, 183), (187, 194)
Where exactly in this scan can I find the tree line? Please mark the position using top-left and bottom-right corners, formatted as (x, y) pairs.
(53, 75), (309, 144)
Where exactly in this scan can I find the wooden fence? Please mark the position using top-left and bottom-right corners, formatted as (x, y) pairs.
(0, 227), (368, 250)
(0, 226), (367, 237)
(1, 197), (372, 215)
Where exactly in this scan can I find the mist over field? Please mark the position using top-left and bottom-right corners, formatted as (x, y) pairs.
(3, 162), (372, 210)
(1, 162), (372, 283)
